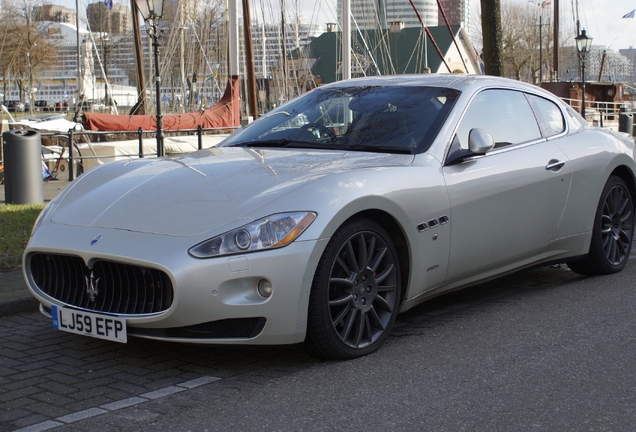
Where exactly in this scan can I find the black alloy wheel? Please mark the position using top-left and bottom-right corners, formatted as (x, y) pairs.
(305, 218), (401, 359)
(568, 175), (634, 275)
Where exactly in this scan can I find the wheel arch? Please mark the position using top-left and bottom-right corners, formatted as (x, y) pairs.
(610, 165), (636, 209)
(342, 209), (411, 306)
(567, 166), (636, 275)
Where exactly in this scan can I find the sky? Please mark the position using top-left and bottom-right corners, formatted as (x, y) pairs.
(51, 0), (636, 52)
(538, 0), (636, 51)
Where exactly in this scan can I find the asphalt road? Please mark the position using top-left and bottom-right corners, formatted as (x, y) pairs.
(2, 262), (636, 431)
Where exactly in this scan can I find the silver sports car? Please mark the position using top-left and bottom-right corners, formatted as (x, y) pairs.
(24, 75), (636, 359)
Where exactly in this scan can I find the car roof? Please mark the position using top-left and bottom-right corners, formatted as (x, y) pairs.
(320, 74), (557, 100)
(320, 74), (467, 90)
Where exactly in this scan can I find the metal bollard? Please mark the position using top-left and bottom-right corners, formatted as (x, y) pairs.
(68, 129), (74, 181)
(3, 129), (44, 204)
(138, 127), (144, 158)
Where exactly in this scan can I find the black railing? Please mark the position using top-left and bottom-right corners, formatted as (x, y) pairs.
(35, 126), (236, 181)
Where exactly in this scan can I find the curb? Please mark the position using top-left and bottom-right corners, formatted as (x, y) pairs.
(0, 296), (39, 317)
(0, 254), (22, 271)
(0, 258), (39, 316)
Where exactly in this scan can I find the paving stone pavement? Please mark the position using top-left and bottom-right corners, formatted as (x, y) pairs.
(0, 264), (588, 432)
(0, 310), (315, 432)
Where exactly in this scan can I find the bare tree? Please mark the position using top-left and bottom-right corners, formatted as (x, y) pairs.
(474, 1), (575, 83)
(0, 0), (57, 103)
(501, 1), (540, 82)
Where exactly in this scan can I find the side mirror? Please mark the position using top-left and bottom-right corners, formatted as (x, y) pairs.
(445, 128), (495, 166)
(468, 128), (495, 155)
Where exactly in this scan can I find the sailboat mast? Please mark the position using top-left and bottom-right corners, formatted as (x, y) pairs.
(575, 0), (580, 35)
(281, 0), (288, 101)
(539, 13), (543, 82)
(242, 0), (258, 118)
(130, 0), (146, 114)
(75, 0), (82, 101)
(228, 0), (239, 77)
(261, 2), (267, 79)
(553, 0), (559, 80)
(295, 0), (300, 48)
(180, 4), (186, 112)
(342, 0), (351, 80)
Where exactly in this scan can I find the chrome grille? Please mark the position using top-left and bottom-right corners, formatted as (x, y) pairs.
(29, 253), (173, 314)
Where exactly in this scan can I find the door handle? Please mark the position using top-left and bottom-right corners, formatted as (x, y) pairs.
(546, 159), (565, 171)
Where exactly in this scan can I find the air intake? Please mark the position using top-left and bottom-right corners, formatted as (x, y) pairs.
(29, 253), (173, 315)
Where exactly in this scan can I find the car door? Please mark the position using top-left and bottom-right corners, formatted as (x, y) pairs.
(442, 89), (572, 282)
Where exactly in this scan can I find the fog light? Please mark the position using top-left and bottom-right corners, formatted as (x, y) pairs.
(257, 279), (273, 298)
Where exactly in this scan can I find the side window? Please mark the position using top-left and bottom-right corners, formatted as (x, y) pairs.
(456, 89), (542, 149)
(526, 94), (565, 137)
(565, 105), (586, 131)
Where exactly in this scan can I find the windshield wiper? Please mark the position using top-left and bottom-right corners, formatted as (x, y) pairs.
(228, 139), (338, 149)
(228, 139), (293, 148)
(342, 145), (413, 154)
(228, 141), (412, 154)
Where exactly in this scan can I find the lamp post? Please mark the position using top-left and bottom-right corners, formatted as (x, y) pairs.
(135, 0), (165, 157)
(575, 29), (593, 120)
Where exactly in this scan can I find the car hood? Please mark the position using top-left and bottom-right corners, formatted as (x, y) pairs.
(50, 147), (413, 236)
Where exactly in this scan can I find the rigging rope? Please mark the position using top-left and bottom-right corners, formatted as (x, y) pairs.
(436, 0), (468, 72)
(406, 0), (451, 73)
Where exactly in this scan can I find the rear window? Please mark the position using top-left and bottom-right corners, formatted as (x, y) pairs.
(526, 94), (565, 137)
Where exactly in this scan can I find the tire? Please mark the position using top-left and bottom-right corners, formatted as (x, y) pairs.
(304, 218), (401, 359)
(568, 175), (634, 275)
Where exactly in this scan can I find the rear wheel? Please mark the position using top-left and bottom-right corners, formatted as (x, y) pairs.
(568, 175), (634, 275)
(304, 218), (401, 359)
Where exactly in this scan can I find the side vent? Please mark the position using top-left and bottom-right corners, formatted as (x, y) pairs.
(419, 216), (449, 233)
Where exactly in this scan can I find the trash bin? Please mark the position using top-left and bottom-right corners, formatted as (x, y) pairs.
(3, 129), (44, 204)
(619, 112), (633, 136)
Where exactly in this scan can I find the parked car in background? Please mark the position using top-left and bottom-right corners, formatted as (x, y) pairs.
(2, 100), (25, 112)
(78, 100), (104, 112)
(24, 75), (636, 359)
(34, 100), (52, 111)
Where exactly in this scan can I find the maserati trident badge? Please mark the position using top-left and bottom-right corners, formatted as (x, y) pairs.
(85, 271), (100, 302)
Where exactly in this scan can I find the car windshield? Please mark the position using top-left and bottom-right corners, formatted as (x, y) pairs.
(222, 85), (460, 154)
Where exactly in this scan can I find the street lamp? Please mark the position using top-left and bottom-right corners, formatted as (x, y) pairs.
(575, 29), (593, 120)
(135, 0), (165, 157)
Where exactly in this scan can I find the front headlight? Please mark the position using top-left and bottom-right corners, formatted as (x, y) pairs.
(188, 212), (317, 258)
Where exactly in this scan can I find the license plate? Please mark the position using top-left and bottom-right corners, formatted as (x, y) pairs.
(52, 305), (127, 343)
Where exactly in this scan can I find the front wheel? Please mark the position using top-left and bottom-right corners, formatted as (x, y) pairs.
(304, 218), (401, 359)
(568, 175), (634, 275)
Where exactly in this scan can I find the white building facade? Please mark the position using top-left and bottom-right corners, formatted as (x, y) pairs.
(337, 0), (438, 30)
(1, 21), (138, 108)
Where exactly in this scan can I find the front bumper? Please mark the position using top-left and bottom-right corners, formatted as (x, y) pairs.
(24, 222), (328, 345)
